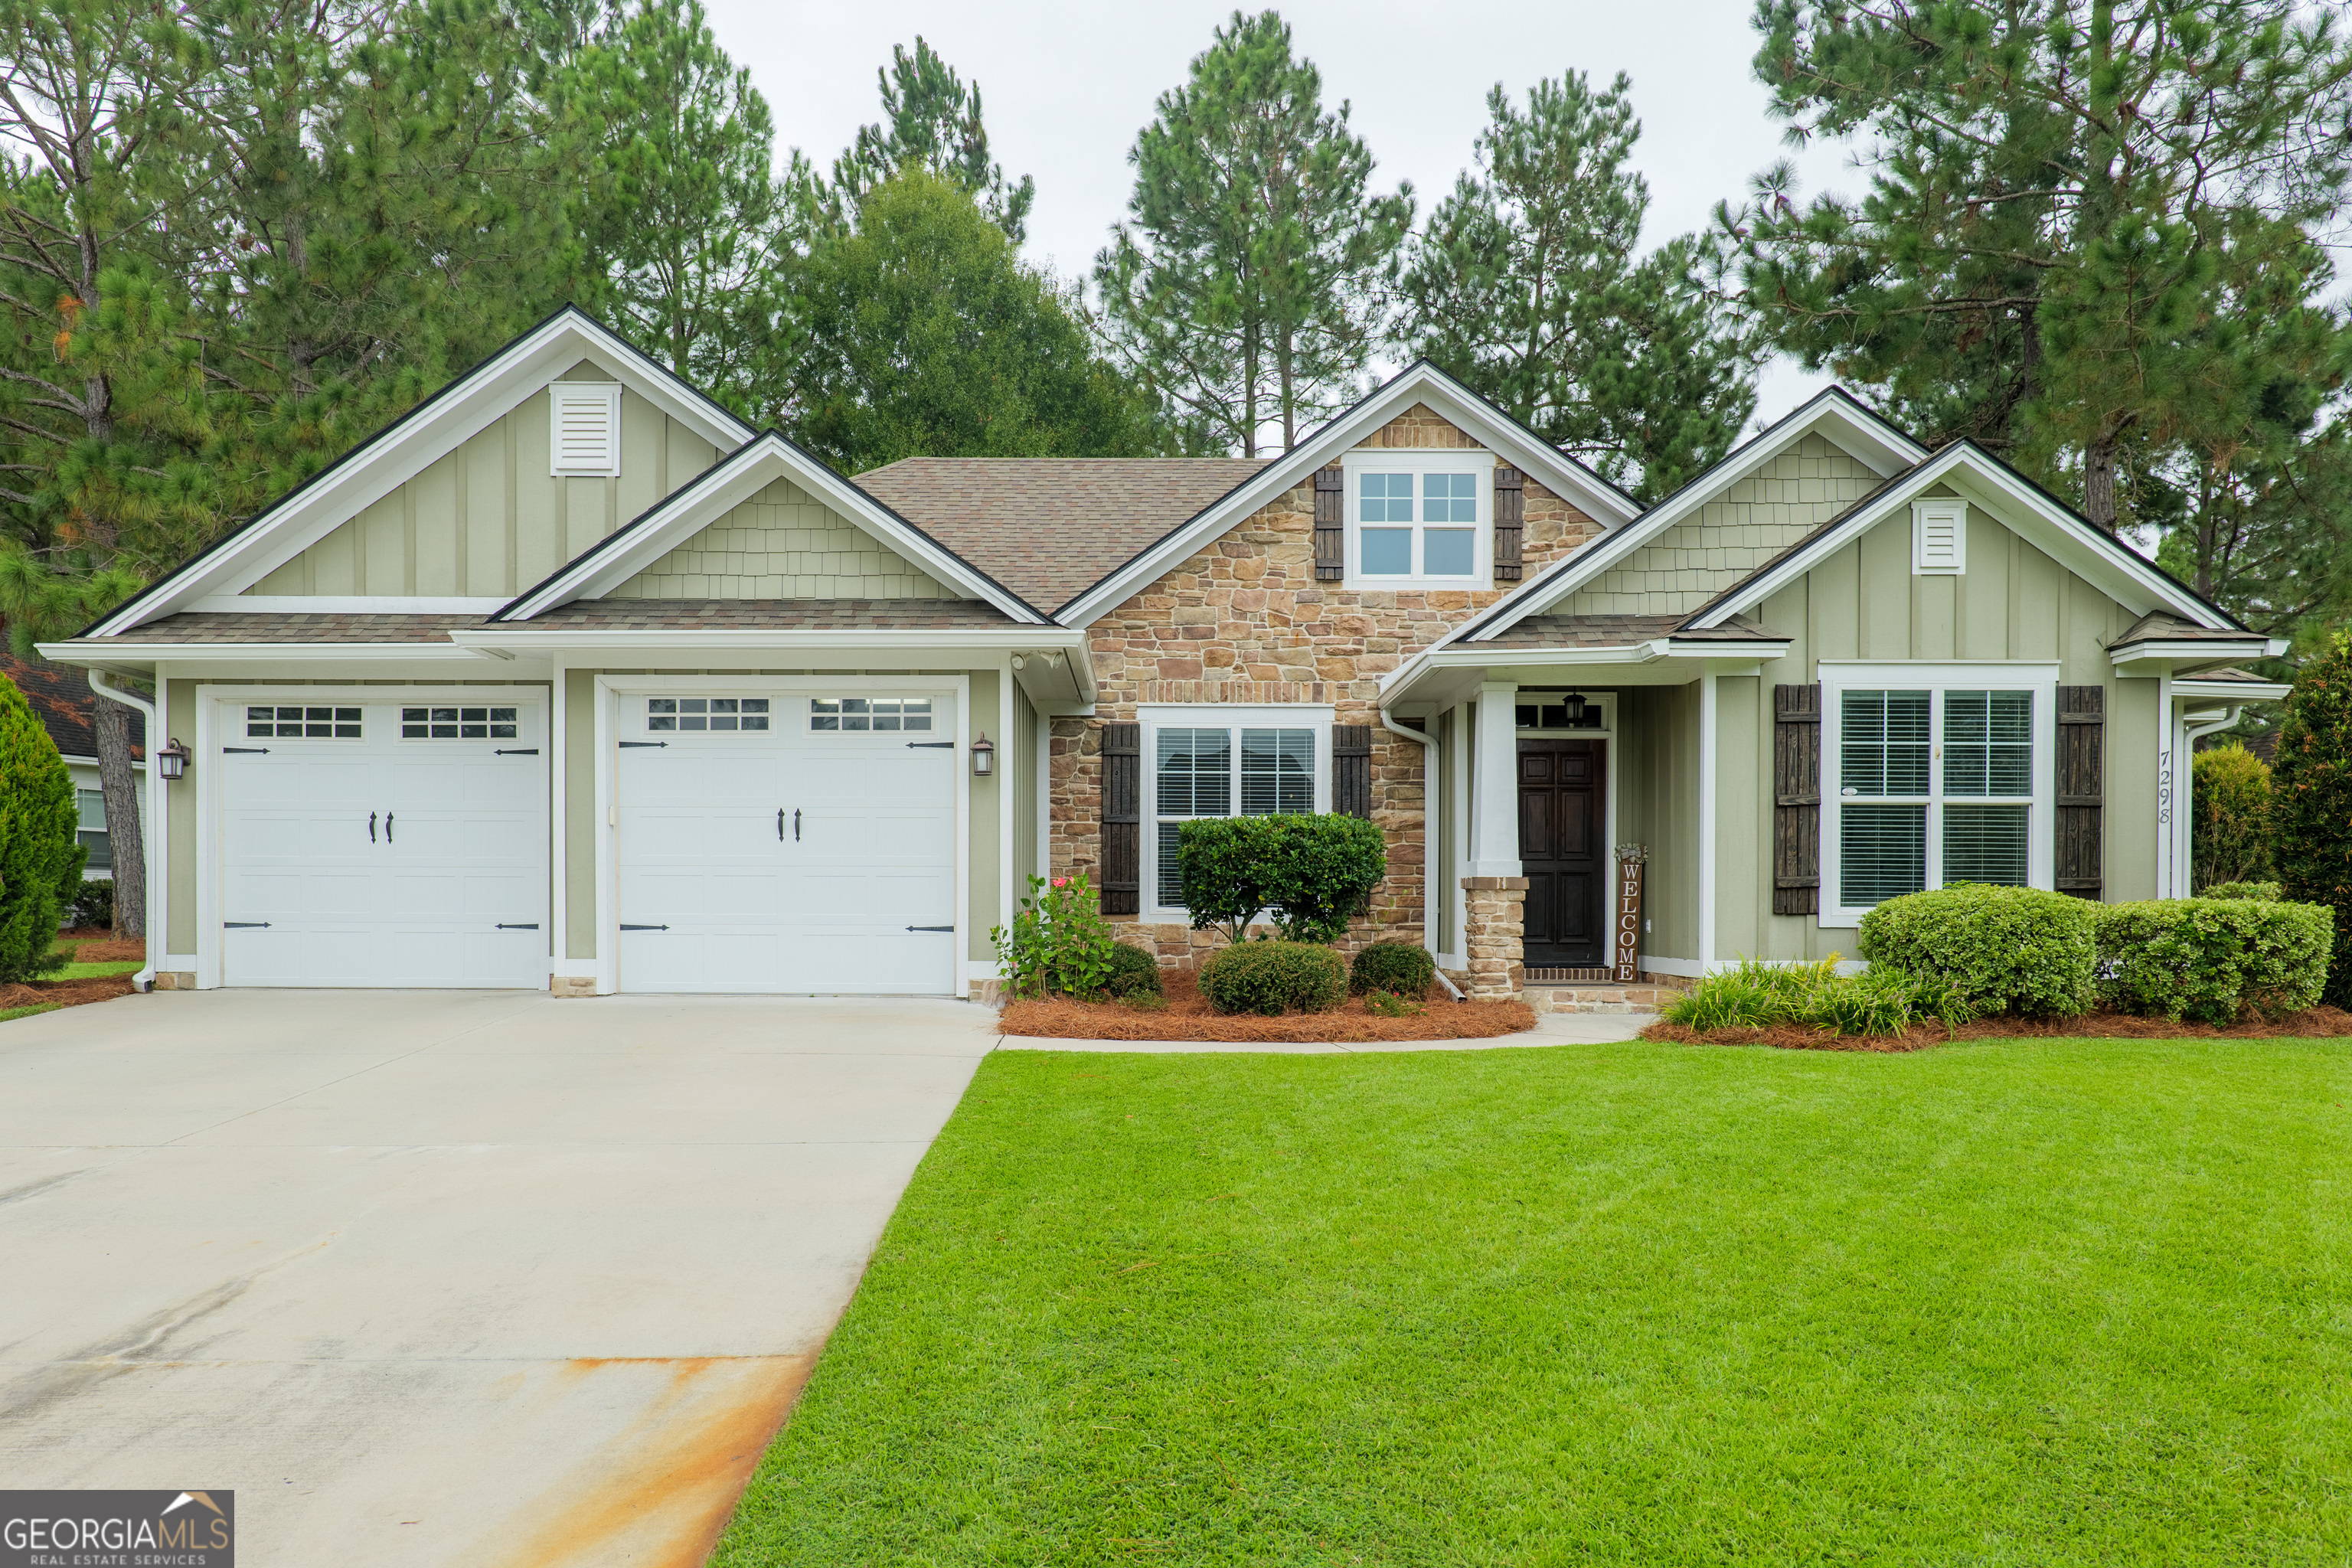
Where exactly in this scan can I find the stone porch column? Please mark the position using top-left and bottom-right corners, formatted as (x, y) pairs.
(1460, 875), (1527, 1000)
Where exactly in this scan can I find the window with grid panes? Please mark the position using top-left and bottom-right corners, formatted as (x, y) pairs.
(247, 704), (361, 739)
(403, 705), (518, 739)
(1351, 465), (1482, 582)
(1152, 725), (1317, 907)
(1834, 686), (2036, 911)
(646, 697), (770, 733)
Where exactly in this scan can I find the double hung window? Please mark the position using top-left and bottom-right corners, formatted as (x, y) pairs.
(1145, 710), (1328, 910)
(1829, 675), (2047, 916)
(1347, 454), (1487, 584)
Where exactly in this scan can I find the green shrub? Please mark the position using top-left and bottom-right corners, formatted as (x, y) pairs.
(1351, 941), (1436, 998)
(1197, 940), (1347, 1015)
(2201, 881), (2281, 902)
(2272, 632), (2352, 1007)
(70, 878), (115, 930)
(1857, 884), (2096, 1017)
(1661, 957), (1976, 1037)
(2096, 897), (2333, 1023)
(0, 676), (82, 984)
(1103, 941), (1163, 998)
(2191, 743), (2272, 890)
(1178, 814), (1387, 945)
(989, 873), (1117, 999)
(1364, 989), (1423, 1018)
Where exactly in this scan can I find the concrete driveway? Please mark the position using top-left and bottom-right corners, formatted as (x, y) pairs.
(0, 988), (996, 1566)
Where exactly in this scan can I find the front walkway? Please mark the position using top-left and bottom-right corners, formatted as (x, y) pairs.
(0, 988), (995, 1567)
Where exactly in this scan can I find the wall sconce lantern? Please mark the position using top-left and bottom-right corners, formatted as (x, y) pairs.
(970, 732), (995, 777)
(156, 737), (191, 782)
(1561, 690), (1589, 726)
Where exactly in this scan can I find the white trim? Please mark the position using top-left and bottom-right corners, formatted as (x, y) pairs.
(1468, 684), (1522, 878)
(2156, 673), (2178, 898)
(1912, 500), (1965, 575)
(88, 309), (755, 635)
(1034, 703), (1052, 883)
(998, 661), (1015, 976)
(1339, 448), (1493, 589)
(1817, 662), (2060, 926)
(548, 658), (568, 990)
(1055, 362), (1638, 626)
(549, 381), (622, 476)
(1699, 670), (1718, 972)
(496, 432), (1045, 624)
(1640, 954), (1704, 978)
(1512, 695), (1620, 962)
(2172, 677), (2291, 701)
(1449, 701), (1469, 965)
(2110, 638), (2287, 667)
(1136, 703), (1336, 923)
(44, 640), (508, 668)
(191, 596), (513, 615)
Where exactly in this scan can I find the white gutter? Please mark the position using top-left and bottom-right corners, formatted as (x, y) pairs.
(1377, 710), (1463, 1001)
(87, 671), (158, 992)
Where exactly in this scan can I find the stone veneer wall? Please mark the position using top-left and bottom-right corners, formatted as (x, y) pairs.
(1050, 404), (1600, 965)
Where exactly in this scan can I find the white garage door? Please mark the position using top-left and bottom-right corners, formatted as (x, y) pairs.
(616, 691), (959, 994)
(217, 695), (548, 988)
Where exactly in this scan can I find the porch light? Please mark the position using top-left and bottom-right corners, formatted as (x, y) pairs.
(1561, 691), (1589, 725)
(156, 737), (191, 782)
(970, 732), (995, 776)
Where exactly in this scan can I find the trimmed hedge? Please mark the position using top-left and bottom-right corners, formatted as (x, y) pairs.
(1198, 940), (1347, 1016)
(1351, 941), (1436, 998)
(1103, 941), (1163, 998)
(1857, 884), (2096, 1018)
(1177, 814), (1387, 944)
(2201, 881), (2281, 902)
(2096, 897), (2333, 1023)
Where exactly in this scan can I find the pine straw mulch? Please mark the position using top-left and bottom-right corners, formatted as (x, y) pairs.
(999, 970), (1537, 1044)
(0, 933), (148, 1014)
(1639, 1004), (2352, 1054)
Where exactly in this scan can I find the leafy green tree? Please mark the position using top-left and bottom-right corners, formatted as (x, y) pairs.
(1096, 9), (1412, 456)
(832, 37), (1033, 246)
(2271, 632), (2352, 1005)
(1397, 72), (1759, 501)
(0, 672), (83, 982)
(1722, 0), (2352, 533)
(789, 168), (1168, 472)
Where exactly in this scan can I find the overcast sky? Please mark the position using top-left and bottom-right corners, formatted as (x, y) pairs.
(703, 0), (1872, 428)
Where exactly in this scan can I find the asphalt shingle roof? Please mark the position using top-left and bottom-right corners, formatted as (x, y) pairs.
(0, 654), (143, 760)
(104, 613), (488, 644)
(1478, 612), (1789, 650)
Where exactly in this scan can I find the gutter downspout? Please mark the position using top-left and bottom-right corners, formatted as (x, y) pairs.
(87, 670), (158, 992)
(1379, 711), (1465, 1002)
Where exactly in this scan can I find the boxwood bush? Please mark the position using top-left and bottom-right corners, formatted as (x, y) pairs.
(1198, 940), (1347, 1016)
(1178, 814), (1387, 944)
(2201, 881), (2281, 902)
(1351, 941), (1436, 998)
(1857, 884), (2097, 1018)
(1103, 941), (1163, 998)
(2096, 897), (2334, 1022)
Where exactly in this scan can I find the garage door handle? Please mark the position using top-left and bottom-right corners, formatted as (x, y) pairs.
(906, 925), (954, 933)
(497, 922), (540, 929)
(620, 923), (669, 931)
(224, 746), (269, 754)
(225, 921), (270, 929)
(495, 748), (538, 756)
(906, 741), (954, 749)
(619, 741), (666, 749)
(794, 808), (801, 841)
(776, 807), (784, 841)
(384, 812), (393, 843)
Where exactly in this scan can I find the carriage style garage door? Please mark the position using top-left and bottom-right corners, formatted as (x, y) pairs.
(615, 690), (959, 995)
(214, 694), (549, 988)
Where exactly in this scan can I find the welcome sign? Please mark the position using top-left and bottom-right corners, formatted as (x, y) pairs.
(1612, 844), (1646, 984)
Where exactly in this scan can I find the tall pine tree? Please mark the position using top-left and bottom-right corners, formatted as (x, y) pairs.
(831, 38), (1034, 246)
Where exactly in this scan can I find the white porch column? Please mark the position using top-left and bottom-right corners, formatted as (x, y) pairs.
(1699, 668), (1719, 972)
(1468, 681), (1522, 878)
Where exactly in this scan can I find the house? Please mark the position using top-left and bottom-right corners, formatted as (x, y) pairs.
(0, 653), (145, 879)
(39, 307), (2288, 997)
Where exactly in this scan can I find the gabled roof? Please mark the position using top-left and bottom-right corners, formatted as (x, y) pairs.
(1051, 360), (1642, 626)
(1446, 387), (1929, 646)
(494, 430), (1049, 625)
(84, 306), (758, 638)
(858, 457), (1270, 611)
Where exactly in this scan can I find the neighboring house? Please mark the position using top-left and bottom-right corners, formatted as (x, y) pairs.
(39, 307), (2286, 995)
(0, 654), (146, 879)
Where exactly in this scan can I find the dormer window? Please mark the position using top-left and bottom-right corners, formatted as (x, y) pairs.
(550, 382), (622, 476)
(1342, 450), (1491, 586)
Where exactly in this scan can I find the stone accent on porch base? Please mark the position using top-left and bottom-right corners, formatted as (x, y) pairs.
(1460, 876), (1528, 1000)
(1523, 984), (1684, 1016)
(550, 976), (596, 998)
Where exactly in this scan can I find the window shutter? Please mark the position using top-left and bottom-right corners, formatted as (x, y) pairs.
(1333, 725), (1373, 818)
(2056, 685), (2103, 899)
(1494, 466), (1524, 581)
(1773, 684), (1821, 915)
(1100, 722), (1141, 916)
(550, 383), (622, 476)
(1314, 466), (1344, 581)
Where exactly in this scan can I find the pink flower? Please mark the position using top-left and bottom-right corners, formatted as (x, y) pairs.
(1051, 877), (1070, 889)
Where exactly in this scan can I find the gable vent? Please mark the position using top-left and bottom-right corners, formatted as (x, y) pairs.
(550, 383), (622, 477)
(1912, 499), (1965, 575)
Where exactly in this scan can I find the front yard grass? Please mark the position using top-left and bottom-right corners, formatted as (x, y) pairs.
(717, 1037), (2352, 1566)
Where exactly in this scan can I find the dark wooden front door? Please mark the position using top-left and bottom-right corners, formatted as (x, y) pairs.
(1519, 740), (1606, 967)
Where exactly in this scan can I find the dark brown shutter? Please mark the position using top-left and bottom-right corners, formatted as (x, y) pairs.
(1773, 684), (1821, 915)
(1333, 725), (1372, 818)
(1100, 722), (1141, 916)
(2056, 685), (2104, 899)
(1313, 466), (1344, 582)
(1493, 466), (1524, 581)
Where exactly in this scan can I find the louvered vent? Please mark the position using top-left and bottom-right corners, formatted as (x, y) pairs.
(550, 384), (622, 476)
(1912, 500), (1965, 575)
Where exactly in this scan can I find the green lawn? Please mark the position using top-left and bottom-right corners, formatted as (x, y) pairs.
(0, 1003), (59, 1023)
(717, 1038), (2352, 1566)
(51, 959), (142, 981)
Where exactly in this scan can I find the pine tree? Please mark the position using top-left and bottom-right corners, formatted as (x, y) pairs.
(1397, 72), (1759, 501)
(2272, 632), (2352, 1005)
(1095, 10), (1412, 456)
(1723, 0), (2352, 533)
(831, 38), (1034, 246)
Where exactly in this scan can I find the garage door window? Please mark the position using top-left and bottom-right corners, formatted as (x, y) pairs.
(810, 697), (931, 732)
(648, 697), (769, 733)
(247, 704), (361, 739)
(403, 705), (518, 739)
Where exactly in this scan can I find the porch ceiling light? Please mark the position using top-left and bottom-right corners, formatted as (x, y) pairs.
(970, 732), (995, 776)
(1561, 690), (1588, 724)
(157, 737), (191, 782)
